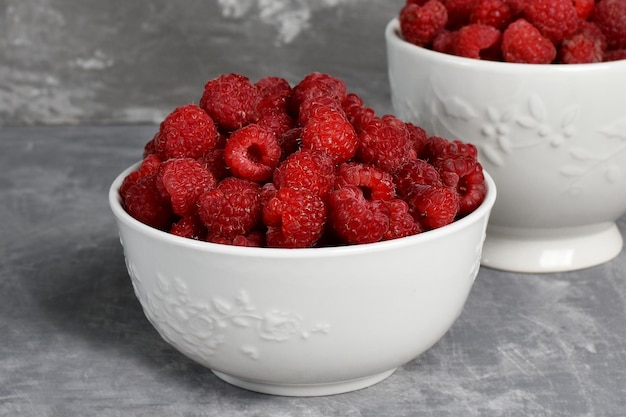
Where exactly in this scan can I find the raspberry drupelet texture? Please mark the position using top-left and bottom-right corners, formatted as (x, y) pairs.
(399, 0), (448, 47)
(453, 23), (502, 60)
(560, 33), (604, 63)
(501, 18), (557, 63)
(406, 184), (460, 230)
(357, 114), (412, 174)
(123, 174), (174, 231)
(154, 104), (219, 161)
(383, 199), (423, 240)
(273, 149), (336, 200)
(170, 214), (207, 240)
(435, 156), (487, 215)
(197, 177), (262, 239)
(263, 187), (327, 248)
(288, 72), (347, 118)
(119, 154), (162, 201)
(523, 0), (579, 45)
(393, 158), (442, 198)
(335, 162), (396, 201)
(224, 124), (281, 182)
(341, 93), (376, 134)
(301, 106), (359, 164)
(470, 0), (513, 30)
(200, 73), (260, 133)
(592, 0), (626, 50)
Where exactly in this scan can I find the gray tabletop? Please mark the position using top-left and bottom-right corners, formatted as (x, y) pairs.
(2, 124), (626, 417)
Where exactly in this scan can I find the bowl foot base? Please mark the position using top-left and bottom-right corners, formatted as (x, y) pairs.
(481, 222), (623, 273)
(211, 368), (397, 396)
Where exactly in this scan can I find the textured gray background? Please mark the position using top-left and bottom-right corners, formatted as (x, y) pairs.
(1, 0), (401, 126)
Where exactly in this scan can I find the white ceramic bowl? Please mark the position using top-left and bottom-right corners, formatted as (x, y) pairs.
(109, 162), (496, 396)
(386, 18), (626, 273)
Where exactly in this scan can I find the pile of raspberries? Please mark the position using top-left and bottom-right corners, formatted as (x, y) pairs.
(399, 0), (626, 64)
(119, 72), (487, 248)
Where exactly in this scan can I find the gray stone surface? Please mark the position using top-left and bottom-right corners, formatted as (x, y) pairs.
(1, 0), (401, 125)
(2, 124), (626, 416)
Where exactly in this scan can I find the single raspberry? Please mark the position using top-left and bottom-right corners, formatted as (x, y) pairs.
(393, 158), (442, 198)
(406, 122), (428, 157)
(153, 104), (218, 160)
(399, 1), (448, 47)
(442, 0), (476, 29)
(278, 127), (303, 160)
(297, 96), (345, 127)
(341, 93), (376, 133)
(603, 48), (626, 61)
(560, 33), (604, 63)
(119, 154), (162, 201)
(383, 199), (423, 240)
(592, 0), (626, 50)
(470, 0), (512, 30)
(421, 136), (478, 164)
(197, 148), (229, 182)
(573, 0), (595, 20)
(406, 184), (459, 230)
(335, 162), (396, 201)
(357, 114), (412, 174)
(452, 23), (502, 60)
(273, 149), (336, 200)
(224, 124), (281, 182)
(301, 106), (359, 164)
(435, 156), (486, 215)
(255, 76), (292, 112)
(502, 18), (557, 63)
(143, 133), (158, 158)
(256, 108), (296, 139)
(123, 174), (174, 230)
(170, 214), (207, 240)
(576, 20), (608, 51)
(156, 158), (217, 217)
(327, 185), (390, 245)
(197, 177), (262, 239)
(208, 231), (265, 247)
(524, 0), (579, 45)
(432, 29), (459, 54)
(263, 188), (326, 248)
(288, 72), (348, 118)
(506, 0), (528, 17)
(199, 73), (260, 133)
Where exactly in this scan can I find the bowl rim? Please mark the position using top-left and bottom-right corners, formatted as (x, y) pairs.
(109, 161), (497, 259)
(385, 17), (626, 73)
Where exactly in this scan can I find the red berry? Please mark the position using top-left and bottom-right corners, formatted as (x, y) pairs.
(256, 107), (296, 139)
(383, 199), (423, 240)
(442, 0), (476, 30)
(200, 73), (260, 133)
(433, 29), (459, 54)
(289, 72), (348, 118)
(255, 76), (292, 113)
(224, 124), (281, 182)
(357, 114), (412, 174)
(560, 33), (604, 63)
(154, 104), (218, 160)
(208, 231), (265, 247)
(297, 95), (345, 126)
(435, 156), (486, 215)
(502, 18), (557, 63)
(335, 162), (396, 201)
(278, 127), (303, 160)
(263, 188), (326, 248)
(406, 122), (428, 157)
(421, 136), (478, 164)
(453, 23), (502, 60)
(328, 185), (390, 245)
(124, 174), (174, 230)
(170, 214), (207, 240)
(523, 0), (579, 45)
(592, 0), (626, 50)
(393, 158), (442, 198)
(197, 148), (229, 181)
(301, 106), (358, 164)
(399, 0), (448, 47)
(156, 158), (217, 217)
(273, 149), (336, 200)
(342, 93), (376, 134)
(470, 0), (512, 30)
(197, 177), (262, 239)
(406, 184), (459, 230)
(573, 0), (595, 20)
(119, 154), (162, 201)
(604, 48), (626, 61)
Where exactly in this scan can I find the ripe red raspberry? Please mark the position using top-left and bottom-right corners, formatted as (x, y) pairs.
(200, 73), (260, 133)
(197, 177), (262, 239)
(263, 188), (326, 248)
(123, 174), (174, 230)
(357, 114), (412, 174)
(506, 0), (528, 17)
(288, 72), (348, 118)
(560, 33), (604, 63)
(301, 106), (358, 164)
(502, 18), (557, 63)
(255, 76), (292, 113)
(604, 48), (626, 61)
(383, 199), (422, 240)
(470, 0), (512, 30)
(335, 162), (396, 201)
(256, 107), (296, 139)
(170, 214), (207, 240)
(442, 0), (475, 29)
(153, 104), (219, 160)
(393, 158), (442, 198)
(406, 184), (459, 230)
(573, 0), (595, 20)
(297, 96), (345, 127)
(435, 156), (486, 215)
(278, 127), (303, 160)
(524, 0), (579, 45)
(453, 23), (502, 60)
(119, 154), (162, 201)
(328, 185), (390, 245)
(224, 124), (281, 182)
(208, 231), (265, 247)
(421, 136), (478, 164)
(399, 0), (448, 47)
(433, 29), (459, 54)
(341, 93), (376, 134)
(406, 122), (428, 157)
(592, 0), (626, 49)
(197, 148), (229, 182)
(273, 149), (335, 200)
(156, 158), (217, 217)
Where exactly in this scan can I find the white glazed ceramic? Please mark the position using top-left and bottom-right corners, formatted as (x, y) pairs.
(109, 162), (496, 396)
(386, 18), (626, 273)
